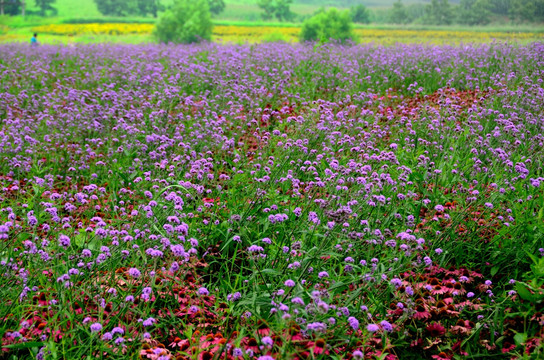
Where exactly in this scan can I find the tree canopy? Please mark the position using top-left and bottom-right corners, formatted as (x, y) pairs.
(93, 0), (161, 17)
(257, 0), (294, 22)
(154, 0), (212, 44)
(350, 4), (370, 24)
(300, 8), (353, 43)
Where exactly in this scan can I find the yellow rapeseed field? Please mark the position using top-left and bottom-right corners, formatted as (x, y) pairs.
(214, 26), (542, 44)
(353, 29), (540, 44)
(29, 23), (543, 44)
(213, 25), (299, 42)
(32, 23), (154, 36)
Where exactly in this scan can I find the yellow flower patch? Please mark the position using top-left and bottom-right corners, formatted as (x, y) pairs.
(32, 23), (154, 36)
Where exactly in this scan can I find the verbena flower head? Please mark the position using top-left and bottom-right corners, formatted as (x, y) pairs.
(198, 287), (209, 295)
(380, 320), (393, 332)
(58, 234), (71, 248)
(262, 336), (273, 346)
(142, 317), (156, 327)
(348, 316), (359, 330)
(353, 350), (364, 359)
(284, 279), (295, 287)
(90, 323), (103, 333)
(128, 268), (141, 278)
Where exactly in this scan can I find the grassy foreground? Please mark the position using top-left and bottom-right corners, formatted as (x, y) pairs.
(0, 41), (543, 359)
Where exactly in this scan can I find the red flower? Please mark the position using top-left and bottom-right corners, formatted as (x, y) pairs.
(431, 352), (452, 360)
(431, 285), (447, 295)
(501, 341), (516, 353)
(426, 323), (446, 338)
(413, 305), (431, 320)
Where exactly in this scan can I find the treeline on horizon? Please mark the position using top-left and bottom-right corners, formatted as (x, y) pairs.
(1, 0), (544, 26)
(254, 0), (544, 26)
(375, 0), (544, 26)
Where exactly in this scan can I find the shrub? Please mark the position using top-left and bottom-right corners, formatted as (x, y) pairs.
(262, 30), (288, 42)
(154, 0), (212, 44)
(300, 8), (353, 43)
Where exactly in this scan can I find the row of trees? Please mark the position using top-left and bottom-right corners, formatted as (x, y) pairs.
(256, 0), (544, 25)
(256, 0), (366, 23)
(0, 0), (55, 16)
(388, 0), (544, 26)
(257, 0), (294, 22)
(93, 0), (224, 18)
(93, 0), (161, 17)
(3, 0), (542, 25)
(0, 0), (225, 18)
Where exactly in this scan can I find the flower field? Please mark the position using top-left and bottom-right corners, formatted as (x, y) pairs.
(212, 26), (542, 43)
(30, 23), (154, 36)
(27, 23), (544, 44)
(0, 42), (544, 359)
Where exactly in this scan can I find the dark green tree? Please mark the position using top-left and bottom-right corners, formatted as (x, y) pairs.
(257, 0), (274, 20)
(94, 0), (135, 16)
(423, 0), (453, 25)
(300, 8), (353, 43)
(406, 3), (426, 23)
(538, 0), (544, 21)
(510, 0), (544, 22)
(1, 0), (21, 15)
(350, 4), (370, 24)
(34, 0), (55, 16)
(257, 0), (294, 22)
(154, 0), (212, 44)
(457, 0), (492, 25)
(136, 0), (162, 17)
(489, 0), (510, 16)
(389, 0), (410, 24)
(93, 0), (162, 17)
(208, 0), (224, 15)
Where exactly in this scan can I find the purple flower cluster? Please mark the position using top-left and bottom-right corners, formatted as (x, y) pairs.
(0, 41), (541, 359)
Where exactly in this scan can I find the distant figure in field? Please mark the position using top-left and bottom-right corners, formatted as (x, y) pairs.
(31, 33), (38, 46)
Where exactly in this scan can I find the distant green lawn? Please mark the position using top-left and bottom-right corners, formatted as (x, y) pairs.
(26, 0), (103, 18)
(30, 0), (329, 20)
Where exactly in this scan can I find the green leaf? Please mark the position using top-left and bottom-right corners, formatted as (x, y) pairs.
(526, 224), (535, 242)
(328, 281), (348, 292)
(491, 265), (499, 276)
(525, 250), (539, 265)
(515, 282), (535, 302)
(261, 268), (281, 276)
(17, 232), (32, 242)
(2, 341), (44, 349)
(514, 332), (527, 346)
(74, 230), (87, 247)
(87, 238), (100, 251)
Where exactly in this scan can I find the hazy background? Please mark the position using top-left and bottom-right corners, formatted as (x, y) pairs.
(2, 0), (542, 25)
(1, 0), (542, 45)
